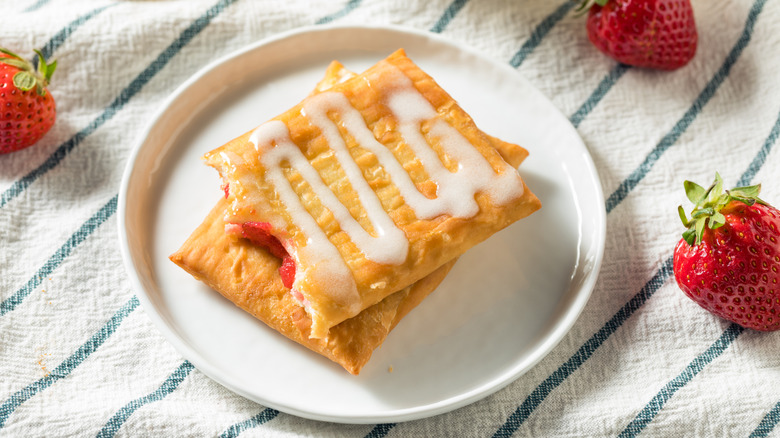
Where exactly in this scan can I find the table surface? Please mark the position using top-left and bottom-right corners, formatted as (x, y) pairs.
(1, 0), (779, 437)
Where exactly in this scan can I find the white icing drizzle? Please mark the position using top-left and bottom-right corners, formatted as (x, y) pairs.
(245, 63), (525, 292)
(249, 121), (359, 307)
(250, 118), (408, 265)
(382, 63), (524, 216)
(305, 91), (449, 219)
(303, 92), (409, 265)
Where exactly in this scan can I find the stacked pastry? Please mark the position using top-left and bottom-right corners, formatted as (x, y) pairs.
(170, 50), (541, 374)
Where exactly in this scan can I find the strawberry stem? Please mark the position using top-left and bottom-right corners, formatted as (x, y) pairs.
(0, 46), (55, 96)
(678, 173), (770, 246)
(574, 0), (608, 14)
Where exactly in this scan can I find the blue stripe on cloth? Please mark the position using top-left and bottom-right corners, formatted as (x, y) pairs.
(0, 0), (240, 210)
(429, 0), (470, 33)
(315, 0), (362, 25)
(219, 408), (280, 438)
(493, 78), (780, 438)
(0, 195), (117, 317)
(569, 64), (630, 128)
(96, 361), (196, 438)
(509, 0), (574, 68)
(750, 401), (780, 438)
(34, 4), (115, 66)
(617, 324), (745, 438)
(23, 0), (51, 13)
(738, 107), (780, 187)
(365, 424), (395, 438)
(605, 0), (769, 214)
(492, 257), (675, 437)
(0, 296), (139, 428)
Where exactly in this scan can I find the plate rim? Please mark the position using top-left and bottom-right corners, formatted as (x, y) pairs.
(117, 23), (606, 424)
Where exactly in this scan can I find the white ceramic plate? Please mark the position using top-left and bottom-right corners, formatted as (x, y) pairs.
(118, 25), (605, 424)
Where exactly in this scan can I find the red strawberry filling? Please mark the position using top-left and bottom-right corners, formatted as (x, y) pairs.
(234, 222), (296, 289)
(278, 255), (296, 289)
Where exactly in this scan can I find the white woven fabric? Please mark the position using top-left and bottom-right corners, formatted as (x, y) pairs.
(2, 0), (780, 436)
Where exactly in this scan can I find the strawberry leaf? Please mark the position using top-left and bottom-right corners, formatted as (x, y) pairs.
(574, 0), (607, 15)
(684, 180), (706, 204)
(730, 184), (761, 198)
(682, 228), (696, 246)
(710, 211), (726, 229)
(35, 50), (47, 77)
(730, 195), (756, 206)
(713, 172), (724, 198)
(0, 57), (31, 71)
(0, 47), (23, 60)
(44, 59), (57, 83)
(694, 217), (706, 245)
(693, 207), (714, 219)
(32, 49), (55, 88)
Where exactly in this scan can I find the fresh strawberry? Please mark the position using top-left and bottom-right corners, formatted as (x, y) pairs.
(0, 47), (57, 154)
(578, 0), (698, 70)
(673, 173), (780, 331)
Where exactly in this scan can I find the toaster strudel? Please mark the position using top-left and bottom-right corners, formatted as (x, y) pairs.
(170, 58), (536, 374)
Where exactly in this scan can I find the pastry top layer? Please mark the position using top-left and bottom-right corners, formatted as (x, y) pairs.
(204, 49), (541, 338)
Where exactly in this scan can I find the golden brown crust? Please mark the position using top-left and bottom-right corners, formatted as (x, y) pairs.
(170, 199), (455, 374)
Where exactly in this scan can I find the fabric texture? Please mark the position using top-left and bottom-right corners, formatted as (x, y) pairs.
(2, 0), (780, 436)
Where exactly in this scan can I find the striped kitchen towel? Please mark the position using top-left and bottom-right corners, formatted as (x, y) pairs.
(2, 0), (780, 436)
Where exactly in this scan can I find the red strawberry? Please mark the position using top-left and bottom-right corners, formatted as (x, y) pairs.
(0, 47), (57, 154)
(579, 0), (698, 70)
(673, 173), (780, 331)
